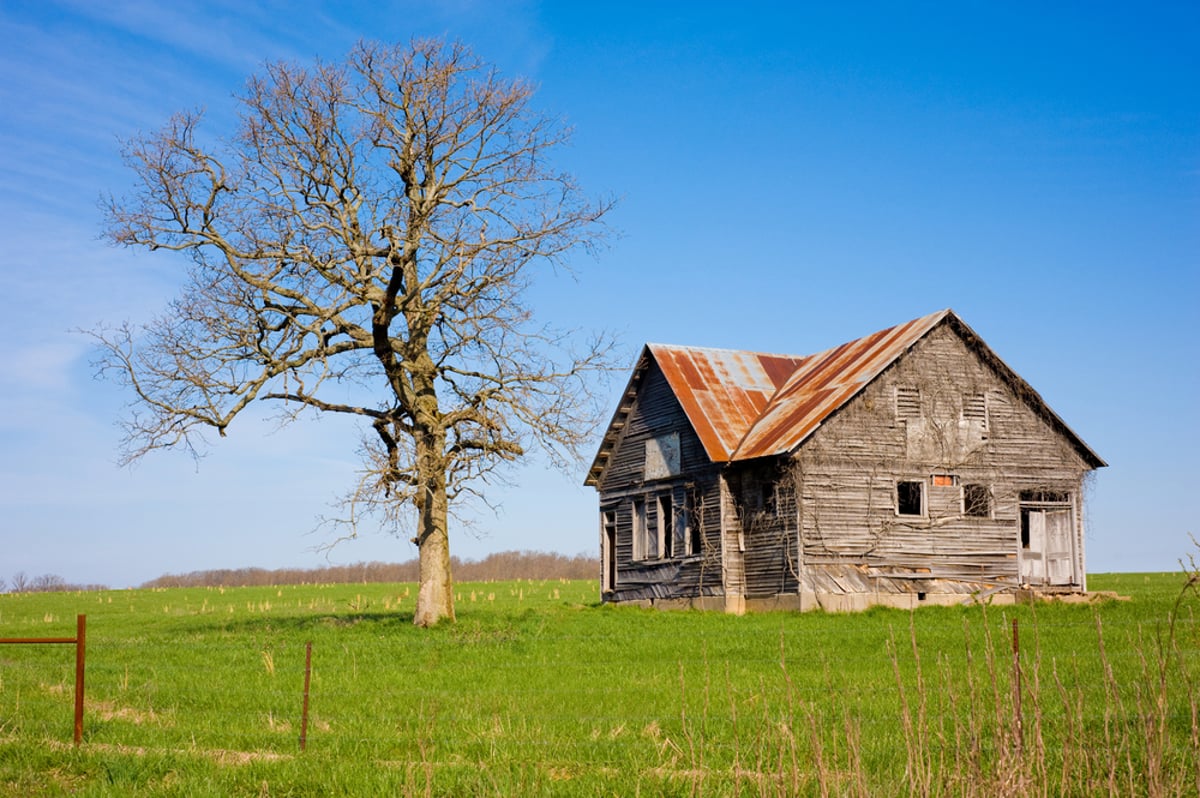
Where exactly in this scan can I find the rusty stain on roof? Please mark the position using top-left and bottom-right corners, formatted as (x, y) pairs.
(649, 345), (809, 461)
(585, 309), (1104, 487)
(731, 310), (947, 459)
(644, 310), (946, 464)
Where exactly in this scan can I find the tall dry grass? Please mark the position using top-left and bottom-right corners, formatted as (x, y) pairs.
(668, 560), (1199, 797)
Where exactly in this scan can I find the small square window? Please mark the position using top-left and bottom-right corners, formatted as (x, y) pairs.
(897, 480), (924, 516)
(963, 484), (991, 517)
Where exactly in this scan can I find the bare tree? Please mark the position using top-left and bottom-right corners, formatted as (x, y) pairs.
(91, 39), (615, 626)
(30, 574), (68, 593)
(9, 572), (29, 593)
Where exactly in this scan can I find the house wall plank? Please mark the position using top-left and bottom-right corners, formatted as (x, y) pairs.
(597, 359), (726, 601)
(789, 324), (1091, 592)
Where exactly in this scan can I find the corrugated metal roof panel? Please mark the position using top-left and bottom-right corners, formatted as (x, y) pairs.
(648, 344), (808, 462)
(732, 310), (948, 459)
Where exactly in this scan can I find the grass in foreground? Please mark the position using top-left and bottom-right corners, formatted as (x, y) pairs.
(0, 571), (1197, 796)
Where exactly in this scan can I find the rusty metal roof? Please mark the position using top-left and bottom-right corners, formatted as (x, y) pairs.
(731, 309), (948, 459)
(649, 344), (811, 462)
(585, 309), (1104, 487)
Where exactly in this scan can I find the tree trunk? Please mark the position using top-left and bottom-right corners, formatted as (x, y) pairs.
(412, 425), (455, 627)
(414, 512), (454, 626)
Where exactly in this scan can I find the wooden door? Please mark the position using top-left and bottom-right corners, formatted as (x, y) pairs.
(1021, 509), (1045, 583)
(1020, 506), (1074, 586)
(1043, 509), (1074, 585)
(602, 511), (617, 593)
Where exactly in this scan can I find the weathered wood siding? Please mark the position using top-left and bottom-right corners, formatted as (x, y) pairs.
(790, 324), (1091, 594)
(596, 360), (725, 602)
(726, 462), (801, 598)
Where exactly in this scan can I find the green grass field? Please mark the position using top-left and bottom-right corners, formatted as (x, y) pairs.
(1, 571), (1197, 797)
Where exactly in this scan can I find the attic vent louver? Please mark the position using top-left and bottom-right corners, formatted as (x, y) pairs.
(895, 386), (921, 420)
(963, 393), (988, 423)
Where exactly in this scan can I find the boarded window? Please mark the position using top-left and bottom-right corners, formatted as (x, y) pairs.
(897, 480), (924, 516)
(895, 386), (921, 420)
(963, 484), (991, 517)
(644, 433), (680, 479)
(932, 474), (957, 487)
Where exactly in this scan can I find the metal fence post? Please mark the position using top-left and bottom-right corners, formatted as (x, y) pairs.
(73, 614), (86, 746)
(1012, 617), (1022, 757)
(300, 641), (313, 751)
(0, 614), (86, 745)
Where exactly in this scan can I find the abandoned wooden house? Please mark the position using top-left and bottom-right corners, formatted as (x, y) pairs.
(585, 309), (1105, 612)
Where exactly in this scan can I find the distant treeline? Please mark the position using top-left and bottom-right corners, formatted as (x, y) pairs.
(3, 573), (109, 594)
(140, 550), (600, 589)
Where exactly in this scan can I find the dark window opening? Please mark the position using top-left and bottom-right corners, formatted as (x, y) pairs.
(897, 480), (924, 516)
(686, 491), (702, 555)
(1020, 508), (1031, 549)
(602, 511), (617, 591)
(658, 494), (674, 559)
(632, 499), (649, 560)
(760, 484), (777, 515)
(776, 484), (795, 521)
(917, 592), (927, 601)
(963, 484), (991, 517)
(1020, 490), (1070, 504)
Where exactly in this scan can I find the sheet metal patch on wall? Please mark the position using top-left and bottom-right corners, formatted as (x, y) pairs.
(645, 433), (680, 479)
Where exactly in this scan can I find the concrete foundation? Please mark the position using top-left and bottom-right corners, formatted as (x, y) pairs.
(640, 589), (1036, 613)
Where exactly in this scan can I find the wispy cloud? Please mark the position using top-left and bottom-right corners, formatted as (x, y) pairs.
(0, 342), (83, 393)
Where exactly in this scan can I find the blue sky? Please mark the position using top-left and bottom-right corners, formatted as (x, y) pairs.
(1, 1), (1196, 588)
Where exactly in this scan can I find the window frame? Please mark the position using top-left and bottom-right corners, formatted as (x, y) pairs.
(631, 498), (651, 561)
(684, 490), (702, 556)
(962, 483), (992, 518)
(601, 510), (617, 592)
(657, 493), (674, 559)
(896, 479), (925, 517)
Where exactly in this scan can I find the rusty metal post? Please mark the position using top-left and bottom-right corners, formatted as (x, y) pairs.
(74, 614), (86, 747)
(1011, 617), (1022, 757)
(0, 616), (86, 745)
(299, 641), (312, 751)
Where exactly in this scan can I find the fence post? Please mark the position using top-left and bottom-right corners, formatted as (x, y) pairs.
(1011, 617), (1022, 757)
(0, 615), (85, 745)
(73, 612), (86, 744)
(299, 641), (313, 751)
